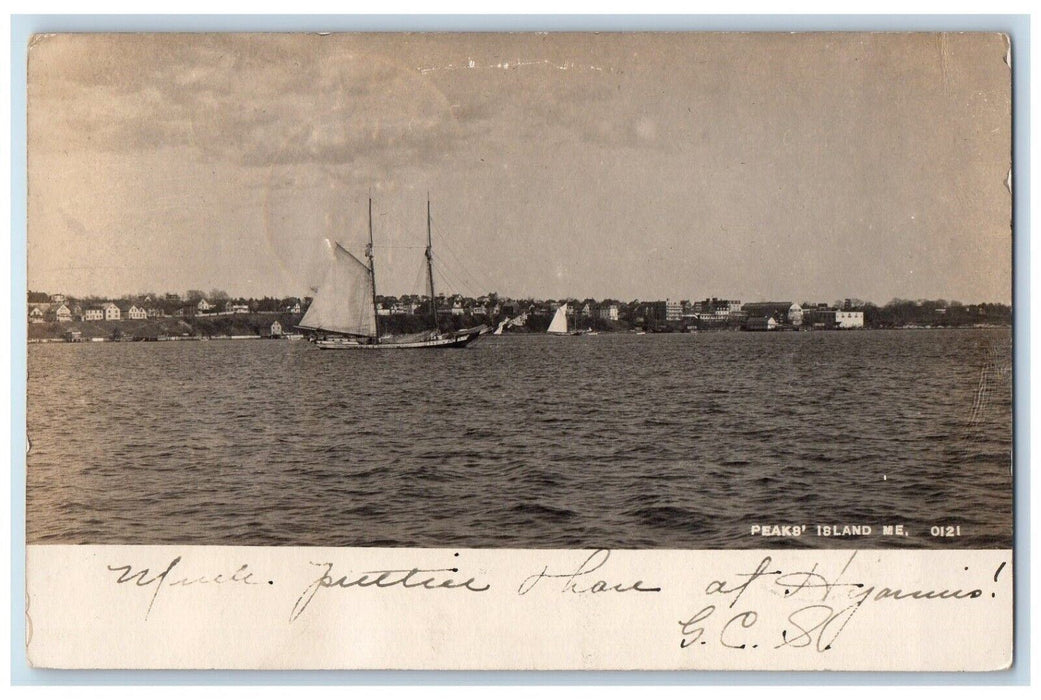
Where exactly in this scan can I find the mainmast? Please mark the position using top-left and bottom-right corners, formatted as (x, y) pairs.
(366, 197), (380, 342)
(426, 195), (440, 334)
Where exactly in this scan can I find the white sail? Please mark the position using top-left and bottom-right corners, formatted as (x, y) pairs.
(298, 240), (377, 337)
(548, 304), (569, 334)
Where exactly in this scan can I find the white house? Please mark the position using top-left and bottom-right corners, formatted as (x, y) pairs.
(102, 302), (121, 321)
(54, 304), (72, 323)
(126, 304), (147, 320)
(28, 307), (45, 323)
(82, 307), (104, 321)
(599, 304), (619, 321)
(270, 320), (283, 336)
(665, 299), (684, 321)
(835, 311), (864, 329)
(285, 302), (302, 314)
(230, 304), (250, 314)
(197, 299), (214, 312)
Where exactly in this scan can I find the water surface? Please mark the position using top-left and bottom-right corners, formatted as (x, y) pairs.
(27, 329), (1013, 548)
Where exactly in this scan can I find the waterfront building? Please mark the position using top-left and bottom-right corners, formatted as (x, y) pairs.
(835, 311), (865, 329)
(270, 321), (283, 337)
(665, 299), (683, 322)
(599, 304), (619, 321)
(802, 308), (836, 328)
(693, 298), (741, 320)
(743, 316), (778, 331)
(741, 301), (802, 326)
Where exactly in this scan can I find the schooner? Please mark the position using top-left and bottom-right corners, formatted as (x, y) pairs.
(298, 198), (489, 349)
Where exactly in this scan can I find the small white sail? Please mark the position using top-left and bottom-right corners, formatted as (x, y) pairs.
(298, 240), (377, 337)
(548, 304), (569, 334)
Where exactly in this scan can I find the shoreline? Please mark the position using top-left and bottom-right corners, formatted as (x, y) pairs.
(26, 324), (1011, 344)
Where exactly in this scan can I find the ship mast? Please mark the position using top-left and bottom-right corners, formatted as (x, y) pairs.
(426, 195), (440, 334)
(366, 196), (380, 343)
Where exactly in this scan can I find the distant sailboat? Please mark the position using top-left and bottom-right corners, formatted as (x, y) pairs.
(548, 304), (570, 335)
(298, 198), (488, 350)
(494, 313), (528, 335)
(547, 304), (590, 336)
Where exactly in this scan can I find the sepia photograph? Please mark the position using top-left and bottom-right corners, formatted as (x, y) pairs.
(25, 32), (1012, 554)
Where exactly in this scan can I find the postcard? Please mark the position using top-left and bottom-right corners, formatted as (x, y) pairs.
(24, 31), (1013, 671)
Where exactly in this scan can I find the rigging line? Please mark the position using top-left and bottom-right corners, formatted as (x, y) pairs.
(430, 226), (492, 298)
(432, 258), (475, 298)
(430, 258), (462, 295)
(429, 217), (482, 286)
(430, 219), (499, 297)
(433, 254), (477, 296)
(410, 257), (428, 298)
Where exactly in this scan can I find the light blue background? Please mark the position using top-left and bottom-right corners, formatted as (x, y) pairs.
(10, 14), (1030, 685)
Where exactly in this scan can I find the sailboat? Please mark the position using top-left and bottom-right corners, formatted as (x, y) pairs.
(547, 304), (570, 335)
(493, 312), (528, 335)
(298, 198), (489, 350)
(547, 303), (594, 335)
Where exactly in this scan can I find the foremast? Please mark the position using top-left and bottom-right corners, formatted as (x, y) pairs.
(426, 195), (441, 336)
(366, 197), (380, 343)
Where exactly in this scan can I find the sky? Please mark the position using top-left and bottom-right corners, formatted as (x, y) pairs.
(27, 32), (1012, 304)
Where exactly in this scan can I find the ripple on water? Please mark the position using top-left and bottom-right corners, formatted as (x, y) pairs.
(26, 329), (1013, 548)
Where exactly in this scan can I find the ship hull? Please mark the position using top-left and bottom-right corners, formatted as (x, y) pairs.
(315, 326), (487, 350)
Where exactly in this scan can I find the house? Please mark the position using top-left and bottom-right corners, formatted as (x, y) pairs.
(82, 307), (104, 321)
(146, 307), (163, 319)
(53, 304), (72, 323)
(743, 316), (778, 331)
(230, 304), (250, 314)
(665, 299), (683, 322)
(28, 307), (45, 323)
(102, 303), (121, 321)
(835, 311), (864, 329)
(451, 299), (466, 316)
(197, 299), (214, 312)
(693, 298), (740, 319)
(802, 308), (836, 328)
(742, 302), (802, 326)
(599, 304), (619, 321)
(270, 321), (283, 337)
(285, 302), (302, 314)
(126, 304), (147, 320)
(49, 293), (66, 303)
